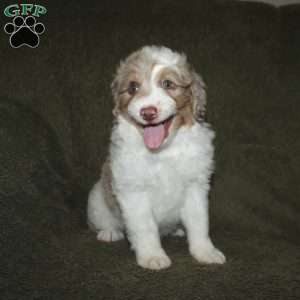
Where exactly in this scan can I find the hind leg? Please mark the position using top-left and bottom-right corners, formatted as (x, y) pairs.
(87, 181), (124, 242)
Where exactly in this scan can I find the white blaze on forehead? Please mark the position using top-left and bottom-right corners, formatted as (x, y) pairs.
(127, 63), (177, 128)
(149, 63), (180, 90)
(150, 64), (165, 88)
(147, 64), (175, 108)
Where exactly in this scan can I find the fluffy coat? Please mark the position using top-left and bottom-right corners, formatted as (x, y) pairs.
(87, 46), (225, 270)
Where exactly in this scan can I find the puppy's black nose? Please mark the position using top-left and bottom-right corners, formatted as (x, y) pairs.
(140, 106), (158, 122)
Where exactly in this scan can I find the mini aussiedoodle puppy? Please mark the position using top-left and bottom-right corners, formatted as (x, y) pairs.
(87, 46), (225, 270)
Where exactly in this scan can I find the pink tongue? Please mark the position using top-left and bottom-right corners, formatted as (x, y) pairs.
(143, 124), (165, 150)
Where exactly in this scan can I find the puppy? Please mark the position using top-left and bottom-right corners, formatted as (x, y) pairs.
(87, 46), (225, 270)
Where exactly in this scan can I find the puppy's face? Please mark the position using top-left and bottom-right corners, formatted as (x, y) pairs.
(111, 46), (206, 150)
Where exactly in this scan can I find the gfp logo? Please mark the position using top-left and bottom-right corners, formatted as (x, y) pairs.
(3, 4), (47, 48)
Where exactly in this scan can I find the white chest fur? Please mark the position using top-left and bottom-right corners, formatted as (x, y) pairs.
(110, 117), (215, 227)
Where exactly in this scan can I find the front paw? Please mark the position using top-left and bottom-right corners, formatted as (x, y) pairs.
(190, 243), (226, 265)
(137, 252), (172, 270)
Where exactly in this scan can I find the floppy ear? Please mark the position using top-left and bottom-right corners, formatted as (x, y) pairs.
(190, 71), (207, 121)
(111, 73), (120, 117)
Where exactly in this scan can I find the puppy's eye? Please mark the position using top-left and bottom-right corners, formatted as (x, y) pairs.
(161, 79), (176, 90)
(127, 81), (140, 95)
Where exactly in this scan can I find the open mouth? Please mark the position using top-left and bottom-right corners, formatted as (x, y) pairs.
(141, 115), (175, 150)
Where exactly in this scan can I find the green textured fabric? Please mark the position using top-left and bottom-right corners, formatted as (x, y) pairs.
(0, 1), (299, 299)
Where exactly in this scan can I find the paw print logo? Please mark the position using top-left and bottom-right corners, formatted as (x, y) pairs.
(4, 16), (45, 48)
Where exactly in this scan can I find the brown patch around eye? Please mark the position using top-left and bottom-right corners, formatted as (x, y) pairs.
(156, 67), (196, 128)
(157, 68), (191, 96)
(114, 73), (151, 115)
(115, 74), (140, 114)
(127, 81), (140, 95)
(161, 79), (176, 90)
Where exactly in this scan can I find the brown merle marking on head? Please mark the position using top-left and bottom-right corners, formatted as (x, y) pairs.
(111, 51), (156, 117)
(155, 65), (206, 128)
(111, 47), (206, 128)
